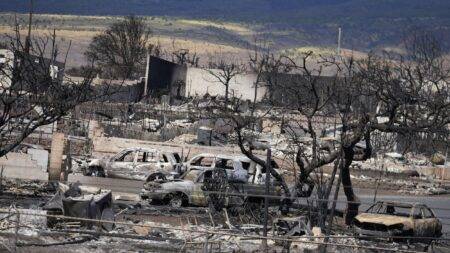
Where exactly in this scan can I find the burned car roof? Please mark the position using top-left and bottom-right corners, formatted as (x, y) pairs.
(371, 201), (425, 208)
(355, 213), (413, 226)
(190, 153), (251, 161)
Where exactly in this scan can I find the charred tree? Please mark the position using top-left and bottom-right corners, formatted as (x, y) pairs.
(0, 25), (100, 157)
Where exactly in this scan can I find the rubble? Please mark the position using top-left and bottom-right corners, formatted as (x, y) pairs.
(169, 133), (197, 144)
(0, 178), (51, 196)
(397, 184), (448, 195)
(274, 216), (310, 237)
(42, 182), (113, 230)
(0, 85), (447, 252)
(349, 173), (449, 196)
(431, 153), (446, 165)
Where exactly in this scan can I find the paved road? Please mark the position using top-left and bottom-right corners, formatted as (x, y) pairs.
(71, 174), (450, 233)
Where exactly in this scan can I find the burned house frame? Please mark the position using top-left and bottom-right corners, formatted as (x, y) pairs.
(0, 49), (65, 91)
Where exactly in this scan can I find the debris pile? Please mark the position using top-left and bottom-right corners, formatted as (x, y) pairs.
(43, 183), (114, 230)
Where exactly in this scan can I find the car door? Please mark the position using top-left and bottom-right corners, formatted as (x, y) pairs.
(421, 207), (440, 237)
(134, 150), (159, 179)
(158, 153), (175, 171)
(246, 162), (257, 184)
(109, 150), (137, 171)
(413, 206), (436, 237)
(190, 172), (207, 206)
(189, 156), (215, 171)
(107, 150), (138, 178)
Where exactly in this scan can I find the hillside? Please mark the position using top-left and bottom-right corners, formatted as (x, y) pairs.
(0, 14), (256, 68)
(2, 0), (450, 51)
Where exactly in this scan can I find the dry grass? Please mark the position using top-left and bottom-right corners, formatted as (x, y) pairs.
(0, 26), (99, 39)
(0, 13), (368, 68)
(150, 36), (246, 54)
(282, 46), (337, 57)
(0, 25), (248, 67)
(282, 46), (367, 60)
(177, 19), (253, 34)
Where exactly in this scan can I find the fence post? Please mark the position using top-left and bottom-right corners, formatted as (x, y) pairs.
(0, 166), (3, 194)
(14, 210), (20, 252)
(203, 233), (209, 253)
(262, 148), (271, 252)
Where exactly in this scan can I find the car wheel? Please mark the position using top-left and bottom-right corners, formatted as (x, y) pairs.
(169, 194), (184, 208)
(85, 166), (105, 177)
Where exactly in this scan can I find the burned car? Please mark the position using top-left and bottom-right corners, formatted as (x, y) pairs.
(141, 156), (285, 209)
(354, 201), (442, 241)
(81, 147), (182, 181)
(181, 153), (281, 184)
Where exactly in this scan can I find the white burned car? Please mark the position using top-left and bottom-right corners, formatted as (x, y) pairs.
(81, 147), (182, 181)
(181, 153), (281, 184)
(141, 154), (285, 208)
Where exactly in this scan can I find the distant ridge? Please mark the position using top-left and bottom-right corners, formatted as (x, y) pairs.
(2, 0), (450, 51)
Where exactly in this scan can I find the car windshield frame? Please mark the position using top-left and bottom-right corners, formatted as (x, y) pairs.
(366, 202), (414, 217)
(181, 169), (203, 181)
(113, 150), (136, 162)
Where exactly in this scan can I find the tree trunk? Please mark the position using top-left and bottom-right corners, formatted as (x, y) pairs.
(341, 146), (360, 225)
(225, 84), (229, 106)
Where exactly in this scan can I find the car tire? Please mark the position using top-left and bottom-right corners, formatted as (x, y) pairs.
(85, 166), (105, 177)
(169, 194), (185, 208)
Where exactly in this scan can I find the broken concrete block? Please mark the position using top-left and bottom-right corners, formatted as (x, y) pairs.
(27, 148), (49, 171)
(49, 132), (65, 181)
(430, 153), (445, 165)
(0, 153), (49, 180)
(312, 227), (322, 237)
(197, 126), (213, 145)
(114, 194), (140, 202)
(133, 225), (150, 236)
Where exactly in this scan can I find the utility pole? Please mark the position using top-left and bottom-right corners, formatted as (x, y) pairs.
(25, 0), (34, 53)
(50, 29), (56, 78)
(144, 51), (150, 98)
(51, 29), (56, 61)
(337, 27), (342, 57)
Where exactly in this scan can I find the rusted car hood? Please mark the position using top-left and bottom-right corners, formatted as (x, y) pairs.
(355, 213), (413, 227)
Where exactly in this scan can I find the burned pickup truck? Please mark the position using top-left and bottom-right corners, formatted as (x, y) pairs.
(354, 201), (442, 241)
(141, 156), (286, 213)
(79, 147), (183, 181)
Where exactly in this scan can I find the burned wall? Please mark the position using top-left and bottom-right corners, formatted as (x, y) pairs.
(147, 56), (187, 98)
(185, 67), (266, 101)
(94, 81), (145, 103)
(268, 74), (340, 107)
(0, 49), (14, 88)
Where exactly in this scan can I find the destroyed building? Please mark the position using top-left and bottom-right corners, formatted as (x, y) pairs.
(146, 56), (266, 102)
(146, 56), (187, 99)
(146, 56), (349, 107)
(0, 7), (449, 252)
(0, 49), (65, 90)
